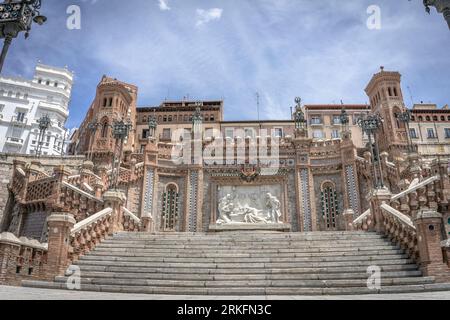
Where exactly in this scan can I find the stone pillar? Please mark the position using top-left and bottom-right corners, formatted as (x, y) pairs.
(80, 161), (94, 185)
(93, 181), (104, 199)
(343, 209), (355, 231)
(46, 214), (76, 279)
(414, 210), (450, 282)
(103, 190), (126, 234)
(369, 188), (391, 233)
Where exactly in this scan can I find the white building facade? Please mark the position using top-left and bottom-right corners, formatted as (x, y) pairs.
(0, 63), (73, 156)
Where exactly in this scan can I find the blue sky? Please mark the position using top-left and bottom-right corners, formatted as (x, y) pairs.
(5, 0), (450, 128)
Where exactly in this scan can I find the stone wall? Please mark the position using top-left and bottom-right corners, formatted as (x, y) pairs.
(0, 153), (85, 229)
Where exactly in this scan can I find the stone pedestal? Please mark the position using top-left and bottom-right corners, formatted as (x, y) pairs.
(343, 209), (355, 231)
(46, 214), (76, 279)
(103, 190), (127, 234)
(141, 216), (153, 232)
(369, 188), (391, 233)
(414, 209), (450, 282)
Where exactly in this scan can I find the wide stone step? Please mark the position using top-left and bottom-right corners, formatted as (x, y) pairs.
(75, 263), (419, 275)
(115, 231), (380, 238)
(107, 234), (386, 242)
(21, 281), (450, 296)
(78, 253), (408, 264)
(85, 248), (404, 259)
(90, 245), (400, 255)
(74, 258), (413, 269)
(58, 270), (423, 281)
(52, 276), (434, 288)
(94, 241), (394, 250)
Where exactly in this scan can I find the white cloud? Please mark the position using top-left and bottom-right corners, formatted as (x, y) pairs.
(158, 0), (170, 11)
(196, 8), (223, 27)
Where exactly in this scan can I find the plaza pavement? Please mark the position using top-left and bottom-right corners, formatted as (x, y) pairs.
(1, 285), (450, 300)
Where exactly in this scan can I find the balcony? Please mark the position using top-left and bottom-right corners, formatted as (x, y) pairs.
(37, 101), (69, 118)
(5, 137), (24, 146)
(310, 119), (323, 126)
(10, 116), (28, 125)
(159, 134), (172, 142)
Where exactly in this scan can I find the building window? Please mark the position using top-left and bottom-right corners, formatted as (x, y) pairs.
(331, 130), (340, 139)
(0, 104), (4, 112)
(101, 122), (109, 138)
(225, 128), (234, 139)
(161, 128), (171, 140)
(161, 184), (179, 231)
(410, 128), (418, 139)
(142, 129), (149, 139)
(273, 128), (283, 138)
(427, 128), (436, 139)
(38, 79), (42, 84)
(393, 87), (398, 96)
(388, 87), (392, 96)
(108, 98), (113, 107)
(46, 80), (50, 86)
(332, 116), (341, 125)
(102, 98), (107, 107)
(54, 82), (58, 88)
(426, 116), (431, 121)
(419, 116), (423, 121)
(313, 130), (324, 139)
(244, 128), (255, 138)
(210, 115), (215, 121)
(16, 112), (26, 123)
(445, 129), (450, 139)
(320, 182), (338, 230)
(310, 116), (322, 125)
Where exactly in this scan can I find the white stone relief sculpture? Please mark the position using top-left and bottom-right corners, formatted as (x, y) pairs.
(217, 191), (283, 225)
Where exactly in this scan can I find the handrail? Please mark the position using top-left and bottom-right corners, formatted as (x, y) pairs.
(62, 181), (103, 203)
(391, 175), (440, 201)
(71, 208), (112, 235)
(380, 203), (416, 229)
(353, 209), (371, 225)
(123, 207), (141, 224)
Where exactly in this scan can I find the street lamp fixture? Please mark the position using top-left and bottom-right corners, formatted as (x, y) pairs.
(423, 0), (450, 29)
(294, 97), (307, 132)
(396, 109), (414, 153)
(358, 113), (385, 189)
(111, 120), (132, 190)
(147, 115), (157, 139)
(0, 0), (47, 73)
(36, 114), (50, 157)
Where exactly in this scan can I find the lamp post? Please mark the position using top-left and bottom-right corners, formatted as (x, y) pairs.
(423, 0), (450, 29)
(396, 109), (413, 153)
(36, 114), (50, 157)
(294, 97), (307, 134)
(111, 120), (132, 190)
(86, 121), (103, 161)
(358, 113), (385, 189)
(147, 115), (157, 139)
(339, 106), (350, 138)
(0, 0), (47, 73)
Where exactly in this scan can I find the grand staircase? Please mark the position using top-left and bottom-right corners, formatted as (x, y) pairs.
(23, 231), (450, 296)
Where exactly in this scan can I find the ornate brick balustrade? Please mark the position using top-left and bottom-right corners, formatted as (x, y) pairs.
(0, 232), (48, 286)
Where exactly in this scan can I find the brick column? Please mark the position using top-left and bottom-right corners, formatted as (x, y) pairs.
(103, 190), (126, 234)
(414, 209), (450, 282)
(46, 214), (76, 279)
(343, 209), (355, 231)
(442, 239), (450, 268)
(369, 188), (391, 233)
